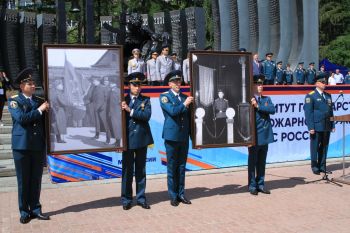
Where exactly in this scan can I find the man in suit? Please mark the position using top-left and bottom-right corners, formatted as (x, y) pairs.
(306, 62), (317, 85)
(304, 75), (335, 175)
(252, 53), (262, 81)
(146, 49), (159, 86)
(248, 75), (275, 195)
(295, 62), (306, 85)
(121, 72), (154, 210)
(171, 52), (181, 71)
(8, 68), (50, 223)
(261, 52), (276, 85)
(156, 45), (174, 84)
(128, 48), (146, 75)
(160, 70), (193, 206)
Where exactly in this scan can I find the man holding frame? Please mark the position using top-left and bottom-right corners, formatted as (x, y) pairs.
(121, 72), (154, 210)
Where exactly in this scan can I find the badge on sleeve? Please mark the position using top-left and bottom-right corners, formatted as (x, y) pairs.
(161, 96), (168, 103)
(305, 98), (310, 104)
(141, 102), (145, 110)
(10, 101), (18, 109)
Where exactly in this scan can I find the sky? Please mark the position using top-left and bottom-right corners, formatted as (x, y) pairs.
(47, 48), (107, 67)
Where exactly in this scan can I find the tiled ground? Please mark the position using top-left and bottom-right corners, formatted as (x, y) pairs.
(1, 160), (350, 233)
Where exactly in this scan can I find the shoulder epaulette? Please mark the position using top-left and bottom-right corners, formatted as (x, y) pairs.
(309, 91), (315, 95)
(161, 91), (169, 94)
(35, 95), (45, 100)
(11, 94), (18, 98)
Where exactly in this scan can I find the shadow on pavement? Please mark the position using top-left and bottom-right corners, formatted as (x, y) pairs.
(46, 176), (307, 216)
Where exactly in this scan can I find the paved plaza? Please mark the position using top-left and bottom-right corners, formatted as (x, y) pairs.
(1, 159), (350, 233)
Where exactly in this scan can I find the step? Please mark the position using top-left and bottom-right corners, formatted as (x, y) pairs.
(0, 126), (12, 134)
(2, 118), (12, 124)
(0, 134), (11, 145)
(0, 165), (16, 177)
(0, 144), (11, 150)
(0, 159), (14, 166)
(0, 150), (13, 160)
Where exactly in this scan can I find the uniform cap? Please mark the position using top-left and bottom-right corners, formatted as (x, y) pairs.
(164, 70), (182, 83)
(126, 72), (146, 85)
(277, 61), (282, 65)
(309, 62), (315, 65)
(298, 62), (304, 65)
(239, 48), (247, 52)
(253, 74), (265, 84)
(15, 67), (34, 86)
(265, 52), (273, 57)
(132, 48), (141, 54)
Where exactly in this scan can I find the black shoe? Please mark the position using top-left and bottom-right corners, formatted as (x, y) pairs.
(20, 216), (31, 224)
(178, 196), (192, 204)
(123, 203), (132, 210)
(249, 189), (258, 195)
(137, 202), (151, 209)
(257, 188), (271, 194)
(31, 212), (50, 220)
(170, 199), (179, 207)
(320, 170), (332, 174)
(313, 170), (320, 175)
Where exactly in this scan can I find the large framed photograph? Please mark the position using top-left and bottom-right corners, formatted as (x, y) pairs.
(190, 51), (255, 148)
(43, 44), (125, 154)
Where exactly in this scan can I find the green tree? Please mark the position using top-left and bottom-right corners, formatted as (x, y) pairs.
(320, 34), (350, 67)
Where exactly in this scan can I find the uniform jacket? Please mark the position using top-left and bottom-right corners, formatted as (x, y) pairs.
(182, 58), (190, 83)
(50, 89), (68, 134)
(213, 98), (228, 118)
(8, 93), (45, 151)
(160, 90), (191, 142)
(255, 96), (275, 146)
(147, 58), (158, 81)
(125, 94), (154, 149)
(284, 69), (294, 83)
(261, 60), (276, 81)
(128, 58), (145, 75)
(295, 68), (306, 84)
(304, 89), (335, 132)
(344, 74), (350, 84)
(306, 68), (316, 84)
(156, 55), (174, 81)
(276, 68), (284, 84)
(90, 85), (107, 111)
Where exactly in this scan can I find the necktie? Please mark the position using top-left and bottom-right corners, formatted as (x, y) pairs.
(258, 97), (261, 103)
(177, 94), (181, 102)
(321, 93), (325, 100)
(129, 97), (136, 109)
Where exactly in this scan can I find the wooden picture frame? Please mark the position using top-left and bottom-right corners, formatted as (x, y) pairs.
(189, 51), (256, 148)
(42, 44), (126, 154)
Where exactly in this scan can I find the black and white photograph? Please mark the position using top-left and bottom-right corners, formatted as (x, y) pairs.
(43, 45), (125, 154)
(190, 51), (255, 148)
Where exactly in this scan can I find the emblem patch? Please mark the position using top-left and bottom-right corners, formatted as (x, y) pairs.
(141, 102), (145, 110)
(305, 98), (311, 103)
(10, 101), (18, 109)
(161, 96), (168, 103)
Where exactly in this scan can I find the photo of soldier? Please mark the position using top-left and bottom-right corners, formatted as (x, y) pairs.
(212, 89), (229, 144)
(50, 78), (68, 143)
(106, 76), (122, 147)
(86, 76), (111, 144)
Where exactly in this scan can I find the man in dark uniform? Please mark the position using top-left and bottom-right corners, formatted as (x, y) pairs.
(8, 68), (50, 223)
(107, 77), (122, 146)
(318, 65), (329, 84)
(343, 70), (350, 84)
(121, 72), (154, 210)
(248, 75), (275, 195)
(284, 63), (294, 85)
(213, 89), (229, 143)
(160, 70), (193, 206)
(306, 62), (317, 85)
(261, 52), (276, 85)
(275, 61), (284, 85)
(304, 75), (335, 175)
(86, 76), (111, 144)
(295, 62), (306, 85)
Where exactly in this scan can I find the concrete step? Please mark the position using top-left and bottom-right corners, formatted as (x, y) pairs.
(0, 150), (12, 160)
(0, 126), (12, 134)
(0, 159), (14, 166)
(0, 144), (11, 150)
(0, 165), (16, 177)
(2, 118), (12, 125)
(0, 134), (11, 145)
(0, 158), (16, 177)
